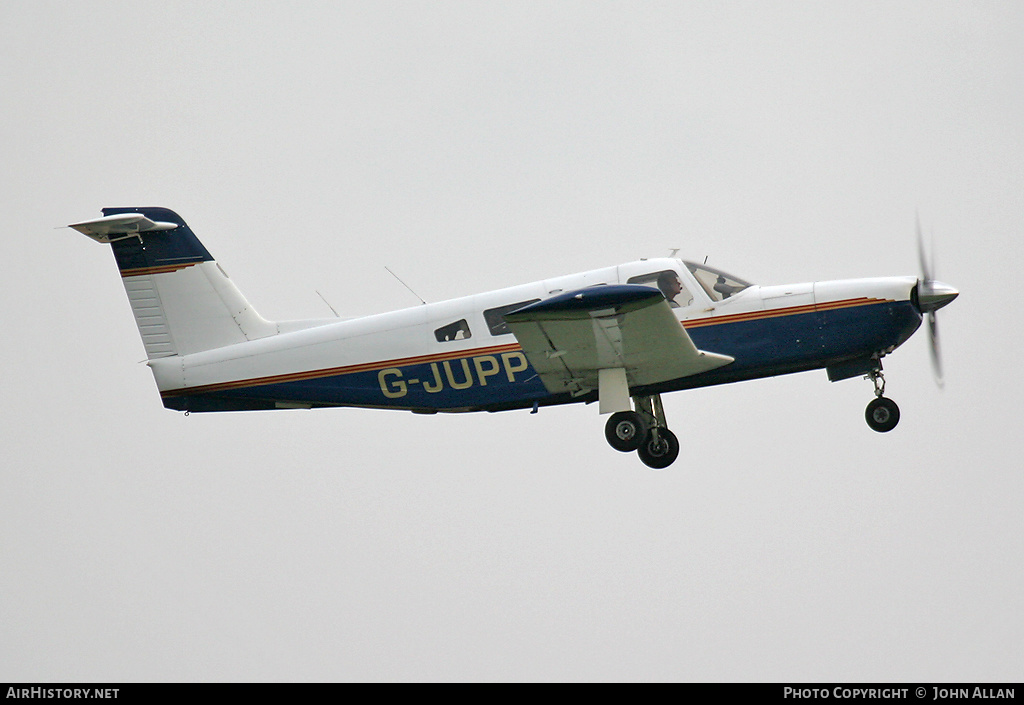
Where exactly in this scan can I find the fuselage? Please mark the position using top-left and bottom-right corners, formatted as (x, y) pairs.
(151, 258), (923, 414)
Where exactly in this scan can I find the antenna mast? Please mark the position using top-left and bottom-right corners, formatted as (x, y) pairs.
(384, 267), (427, 305)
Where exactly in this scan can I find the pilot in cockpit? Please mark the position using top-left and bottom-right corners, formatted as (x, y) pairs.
(657, 270), (683, 308)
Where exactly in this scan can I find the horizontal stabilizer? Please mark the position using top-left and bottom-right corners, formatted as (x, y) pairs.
(69, 213), (179, 243)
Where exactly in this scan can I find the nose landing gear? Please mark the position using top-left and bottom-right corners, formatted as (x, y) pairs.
(603, 394), (680, 469)
(865, 369), (900, 433)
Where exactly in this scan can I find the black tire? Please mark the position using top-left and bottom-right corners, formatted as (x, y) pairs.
(637, 428), (680, 469)
(605, 411), (646, 452)
(865, 397), (900, 433)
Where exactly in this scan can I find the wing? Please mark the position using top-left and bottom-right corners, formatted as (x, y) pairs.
(504, 284), (733, 411)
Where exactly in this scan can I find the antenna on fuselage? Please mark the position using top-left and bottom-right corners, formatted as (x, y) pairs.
(315, 290), (340, 317)
(384, 266), (428, 305)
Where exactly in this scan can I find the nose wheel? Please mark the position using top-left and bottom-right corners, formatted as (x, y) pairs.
(866, 396), (900, 432)
(865, 369), (900, 433)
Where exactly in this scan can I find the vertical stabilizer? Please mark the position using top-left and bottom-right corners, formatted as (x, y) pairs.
(69, 207), (278, 357)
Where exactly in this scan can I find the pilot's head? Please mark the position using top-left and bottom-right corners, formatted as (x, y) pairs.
(657, 270), (682, 300)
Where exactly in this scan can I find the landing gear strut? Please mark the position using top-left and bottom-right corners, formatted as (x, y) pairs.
(865, 368), (900, 433)
(604, 394), (680, 469)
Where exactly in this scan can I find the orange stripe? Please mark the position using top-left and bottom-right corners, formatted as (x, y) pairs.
(120, 262), (199, 278)
(683, 297), (889, 329)
(161, 341), (524, 398)
(814, 297), (884, 311)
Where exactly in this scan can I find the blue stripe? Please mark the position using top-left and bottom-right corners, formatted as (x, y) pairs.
(165, 352), (550, 413)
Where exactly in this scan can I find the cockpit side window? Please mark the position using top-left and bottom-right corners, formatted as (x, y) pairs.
(684, 262), (752, 302)
(435, 319), (471, 342)
(484, 299), (540, 336)
(627, 269), (693, 308)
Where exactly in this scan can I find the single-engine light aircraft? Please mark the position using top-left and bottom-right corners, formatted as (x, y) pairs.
(70, 207), (958, 469)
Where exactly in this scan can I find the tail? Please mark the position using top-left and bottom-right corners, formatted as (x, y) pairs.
(69, 207), (278, 358)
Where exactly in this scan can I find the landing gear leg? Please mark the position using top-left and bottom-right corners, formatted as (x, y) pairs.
(865, 368), (900, 433)
(632, 394), (680, 469)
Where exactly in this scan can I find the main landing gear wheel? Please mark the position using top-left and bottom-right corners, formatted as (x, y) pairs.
(865, 397), (900, 433)
(637, 428), (680, 470)
(605, 411), (646, 452)
(603, 394), (681, 469)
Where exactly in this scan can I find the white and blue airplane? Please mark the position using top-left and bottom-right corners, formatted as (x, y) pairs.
(70, 207), (958, 469)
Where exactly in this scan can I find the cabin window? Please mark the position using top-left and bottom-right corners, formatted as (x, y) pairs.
(434, 319), (472, 342)
(484, 299), (540, 336)
(684, 262), (752, 302)
(627, 270), (693, 308)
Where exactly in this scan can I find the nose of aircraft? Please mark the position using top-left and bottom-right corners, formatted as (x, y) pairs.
(915, 280), (959, 313)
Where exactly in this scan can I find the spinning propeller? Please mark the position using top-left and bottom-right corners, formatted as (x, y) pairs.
(914, 216), (959, 387)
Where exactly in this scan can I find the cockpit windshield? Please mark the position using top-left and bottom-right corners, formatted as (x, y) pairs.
(684, 262), (753, 302)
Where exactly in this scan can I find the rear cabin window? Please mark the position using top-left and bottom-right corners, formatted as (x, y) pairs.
(434, 319), (471, 342)
(627, 270), (694, 308)
(484, 299), (540, 336)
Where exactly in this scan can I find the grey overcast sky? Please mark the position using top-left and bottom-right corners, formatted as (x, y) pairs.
(2, 1), (1022, 682)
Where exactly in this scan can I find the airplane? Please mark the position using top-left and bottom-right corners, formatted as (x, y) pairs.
(69, 207), (959, 469)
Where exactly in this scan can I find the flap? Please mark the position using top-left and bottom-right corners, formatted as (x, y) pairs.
(504, 284), (733, 397)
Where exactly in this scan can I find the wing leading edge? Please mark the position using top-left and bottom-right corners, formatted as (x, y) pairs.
(504, 285), (733, 412)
